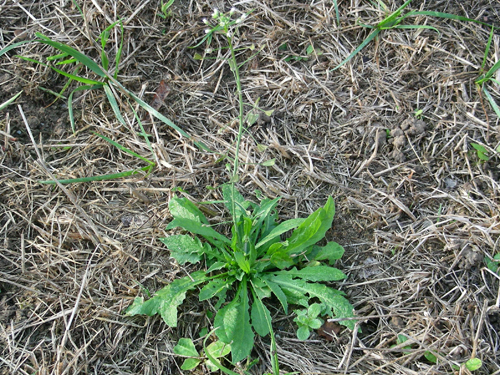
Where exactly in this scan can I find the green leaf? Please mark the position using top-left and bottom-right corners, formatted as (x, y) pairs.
(222, 184), (250, 218)
(466, 358), (482, 371)
(250, 287), (271, 337)
(263, 279), (288, 314)
(470, 142), (490, 161)
(214, 280), (254, 363)
(284, 197), (335, 256)
(270, 247), (295, 269)
(34, 33), (106, 77)
(255, 218), (305, 250)
(159, 235), (208, 265)
(174, 338), (199, 357)
(274, 266), (346, 282)
(270, 274), (356, 330)
(296, 326), (311, 341)
(424, 350), (437, 363)
(168, 197), (209, 224)
(199, 279), (230, 301)
(173, 338), (201, 371)
(206, 340), (231, 359)
(166, 217), (231, 245)
(103, 84), (126, 126)
(309, 242), (345, 264)
(261, 159), (276, 167)
(125, 271), (207, 326)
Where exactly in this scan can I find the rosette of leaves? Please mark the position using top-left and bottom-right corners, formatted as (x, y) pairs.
(125, 185), (355, 364)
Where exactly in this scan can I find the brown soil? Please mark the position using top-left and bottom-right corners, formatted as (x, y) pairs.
(1, 0), (500, 374)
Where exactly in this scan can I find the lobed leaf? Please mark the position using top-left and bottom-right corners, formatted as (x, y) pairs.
(273, 266), (346, 282)
(270, 274), (355, 330)
(125, 271), (207, 327)
(168, 197), (209, 224)
(160, 234), (208, 265)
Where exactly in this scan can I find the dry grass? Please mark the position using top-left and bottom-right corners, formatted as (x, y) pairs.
(1, 0), (500, 374)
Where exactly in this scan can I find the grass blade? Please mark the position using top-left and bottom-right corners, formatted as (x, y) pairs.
(0, 40), (32, 58)
(68, 85), (98, 133)
(17, 55), (101, 85)
(331, 28), (380, 71)
(482, 26), (495, 70)
(103, 84), (127, 126)
(407, 11), (498, 29)
(39, 165), (153, 184)
(378, 0), (412, 28)
(333, 0), (339, 25)
(483, 86), (500, 119)
(35, 32), (106, 77)
(0, 91), (22, 111)
(93, 132), (155, 165)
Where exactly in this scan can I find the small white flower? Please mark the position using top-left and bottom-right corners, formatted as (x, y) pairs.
(235, 18), (242, 24)
(240, 13), (247, 20)
(205, 28), (211, 34)
(227, 31), (232, 37)
(206, 48), (213, 54)
(212, 8), (219, 18)
(230, 7), (236, 15)
(202, 18), (209, 24)
(220, 20), (226, 27)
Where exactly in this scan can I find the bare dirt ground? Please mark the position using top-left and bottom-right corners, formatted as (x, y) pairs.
(1, 0), (500, 374)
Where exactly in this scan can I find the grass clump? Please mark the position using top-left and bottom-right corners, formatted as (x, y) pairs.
(125, 185), (355, 373)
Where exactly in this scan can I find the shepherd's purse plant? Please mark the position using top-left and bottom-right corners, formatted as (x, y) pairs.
(125, 185), (355, 368)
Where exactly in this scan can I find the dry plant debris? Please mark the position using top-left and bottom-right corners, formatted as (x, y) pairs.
(1, 0), (500, 374)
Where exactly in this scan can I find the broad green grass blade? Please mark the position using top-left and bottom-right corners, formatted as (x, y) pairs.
(331, 29), (380, 71)
(378, 0), (412, 28)
(35, 32), (106, 77)
(483, 86), (500, 119)
(0, 91), (22, 111)
(39, 165), (153, 184)
(483, 60), (500, 83)
(16, 55), (101, 85)
(93, 132), (155, 165)
(103, 84), (127, 126)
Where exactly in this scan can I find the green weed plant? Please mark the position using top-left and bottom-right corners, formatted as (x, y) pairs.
(125, 185), (355, 372)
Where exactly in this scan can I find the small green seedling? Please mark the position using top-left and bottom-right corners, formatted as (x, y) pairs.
(158, 0), (175, 18)
(281, 44), (324, 62)
(465, 358), (483, 371)
(414, 109), (423, 119)
(470, 142), (490, 161)
(125, 185), (355, 373)
(173, 338), (231, 372)
(486, 253), (500, 273)
(294, 303), (324, 340)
